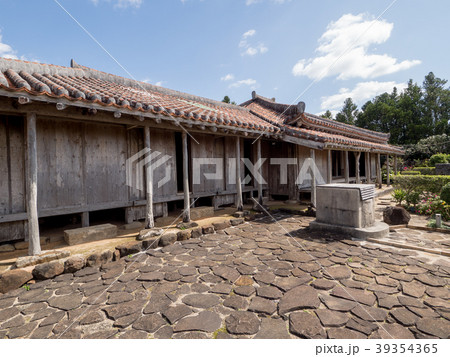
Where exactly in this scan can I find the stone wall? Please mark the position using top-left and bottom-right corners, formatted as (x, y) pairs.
(436, 163), (450, 175)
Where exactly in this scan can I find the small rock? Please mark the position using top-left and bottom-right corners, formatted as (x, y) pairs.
(64, 255), (85, 273)
(230, 218), (244, 226)
(159, 233), (177, 247)
(177, 230), (191, 241)
(202, 225), (214, 234)
(212, 221), (231, 231)
(0, 269), (33, 294)
(176, 221), (198, 229)
(190, 227), (203, 238)
(116, 242), (142, 257)
(383, 206), (411, 225)
(137, 228), (163, 241)
(33, 261), (65, 280)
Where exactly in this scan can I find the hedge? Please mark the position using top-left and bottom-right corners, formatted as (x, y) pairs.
(400, 171), (421, 176)
(392, 174), (450, 194)
(414, 167), (436, 175)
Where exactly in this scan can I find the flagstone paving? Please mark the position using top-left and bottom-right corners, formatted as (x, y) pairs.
(0, 213), (449, 339)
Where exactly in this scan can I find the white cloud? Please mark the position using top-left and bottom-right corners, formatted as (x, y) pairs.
(292, 13), (420, 81)
(221, 74), (235, 81)
(155, 81), (164, 87)
(229, 78), (258, 89)
(91, 0), (142, 9)
(239, 30), (268, 56)
(0, 32), (18, 59)
(320, 80), (407, 110)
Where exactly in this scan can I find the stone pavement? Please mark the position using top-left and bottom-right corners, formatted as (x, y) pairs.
(0, 213), (449, 339)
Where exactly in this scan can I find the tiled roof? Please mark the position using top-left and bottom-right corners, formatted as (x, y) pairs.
(242, 93), (404, 154)
(0, 58), (280, 135)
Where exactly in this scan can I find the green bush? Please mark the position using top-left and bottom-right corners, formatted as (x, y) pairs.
(391, 189), (407, 205)
(392, 174), (450, 194)
(441, 183), (450, 204)
(405, 191), (421, 206)
(414, 167), (436, 175)
(429, 153), (449, 166)
(401, 171), (420, 176)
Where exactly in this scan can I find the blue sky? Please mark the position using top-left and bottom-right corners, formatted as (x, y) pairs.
(0, 0), (449, 115)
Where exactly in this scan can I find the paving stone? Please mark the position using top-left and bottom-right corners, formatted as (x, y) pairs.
(84, 330), (118, 339)
(132, 314), (166, 333)
(254, 271), (276, 285)
(224, 295), (249, 310)
(0, 269), (33, 294)
(401, 282), (426, 298)
(39, 310), (66, 327)
(330, 286), (376, 306)
(182, 294), (221, 309)
(416, 318), (450, 339)
(190, 283), (209, 293)
(404, 266), (428, 274)
(137, 272), (164, 282)
(103, 299), (146, 320)
(107, 292), (133, 304)
(7, 321), (38, 339)
(253, 318), (290, 339)
(390, 308), (419, 326)
(322, 266), (352, 280)
(289, 311), (325, 338)
(118, 272), (140, 283)
(372, 323), (414, 339)
(234, 285), (256, 297)
(415, 274), (447, 287)
(248, 297), (277, 315)
(319, 295), (357, 312)
(426, 286), (450, 299)
(390, 272), (414, 282)
(327, 328), (366, 339)
(1, 315), (25, 329)
(377, 295), (400, 309)
(212, 266), (240, 282)
(311, 279), (336, 290)
(351, 305), (388, 322)
(30, 324), (54, 339)
(113, 312), (141, 328)
(226, 311), (260, 335)
(375, 275), (399, 287)
(118, 330), (148, 339)
(278, 285), (320, 315)
(280, 251), (313, 263)
(423, 297), (450, 311)
(30, 308), (56, 322)
(143, 294), (172, 314)
(174, 311), (222, 333)
(398, 295), (425, 308)
(18, 289), (52, 304)
(256, 286), (282, 300)
(297, 262), (321, 273)
(0, 306), (20, 323)
(154, 325), (173, 339)
(48, 293), (83, 311)
(406, 306), (440, 319)
(234, 275), (254, 286)
(272, 276), (310, 292)
(162, 305), (193, 324)
(209, 283), (233, 295)
(79, 311), (104, 325)
(346, 317), (378, 335)
(315, 309), (349, 327)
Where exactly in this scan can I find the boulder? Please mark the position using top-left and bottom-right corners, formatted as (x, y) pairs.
(202, 225), (214, 234)
(212, 221), (231, 231)
(15, 250), (70, 269)
(176, 221), (198, 229)
(0, 269), (33, 293)
(383, 206), (411, 225)
(116, 242), (143, 257)
(177, 230), (191, 241)
(0, 244), (15, 253)
(159, 233), (177, 247)
(64, 255), (86, 273)
(33, 261), (65, 280)
(137, 228), (163, 241)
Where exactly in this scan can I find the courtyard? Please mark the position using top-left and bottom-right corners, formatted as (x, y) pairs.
(0, 212), (448, 339)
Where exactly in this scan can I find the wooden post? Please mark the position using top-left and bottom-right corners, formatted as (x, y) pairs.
(26, 112), (41, 256)
(327, 149), (332, 184)
(81, 212), (89, 228)
(394, 155), (398, 175)
(310, 149), (316, 207)
(257, 139), (263, 205)
(144, 127), (154, 228)
(365, 152), (371, 184)
(386, 154), (391, 186)
(376, 153), (382, 188)
(354, 152), (361, 184)
(344, 151), (350, 183)
(182, 132), (191, 222)
(236, 136), (243, 211)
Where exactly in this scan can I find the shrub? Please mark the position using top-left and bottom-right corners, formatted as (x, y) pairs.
(441, 182), (450, 204)
(392, 174), (450, 194)
(401, 171), (420, 176)
(416, 193), (450, 220)
(429, 153), (448, 166)
(392, 189), (407, 205)
(414, 167), (436, 175)
(405, 191), (421, 206)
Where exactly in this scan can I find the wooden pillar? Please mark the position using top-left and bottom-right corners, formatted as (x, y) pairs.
(310, 149), (316, 207)
(235, 136), (243, 211)
(365, 152), (371, 184)
(81, 212), (89, 228)
(354, 152), (361, 184)
(144, 127), (154, 228)
(26, 112), (41, 256)
(394, 155), (398, 175)
(257, 139), (263, 205)
(386, 154), (391, 186)
(344, 151), (350, 183)
(376, 153), (382, 188)
(182, 132), (191, 222)
(327, 149), (332, 184)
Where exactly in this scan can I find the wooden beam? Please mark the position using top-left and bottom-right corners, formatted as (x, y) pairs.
(310, 149), (316, 207)
(386, 154), (391, 186)
(354, 152), (361, 184)
(327, 149), (332, 184)
(235, 136), (243, 211)
(144, 126), (154, 228)
(344, 150), (350, 183)
(376, 153), (382, 188)
(257, 139), (263, 205)
(394, 155), (398, 175)
(26, 112), (41, 256)
(365, 152), (371, 184)
(182, 132), (191, 222)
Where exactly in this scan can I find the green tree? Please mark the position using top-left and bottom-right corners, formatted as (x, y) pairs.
(321, 110), (333, 120)
(335, 98), (358, 125)
(222, 95), (236, 105)
(422, 72), (450, 136)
